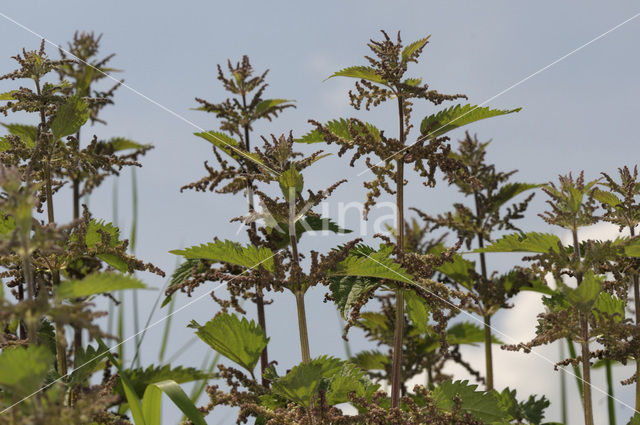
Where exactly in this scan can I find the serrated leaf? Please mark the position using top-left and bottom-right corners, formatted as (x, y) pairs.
(435, 251), (476, 289)
(352, 350), (389, 371)
(330, 244), (414, 284)
(279, 166), (304, 201)
(420, 104), (521, 138)
(0, 91), (16, 100)
(270, 356), (343, 407)
(108, 137), (147, 151)
(592, 188), (622, 208)
(329, 276), (379, 320)
(325, 362), (380, 405)
(189, 313), (268, 373)
(296, 118), (381, 144)
(1, 123), (37, 147)
(194, 131), (265, 167)
(593, 291), (625, 322)
(51, 95), (89, 139)
(115, 364), (215, 399)
(83, 219), (128, 272)
(475, 232), (562, 254)
(405, 290), (429, 333)
(326, 66), (386, 85)
(0, 211), (16, 237)
(495, 388), (549, 425)
(491, 182), (539, 213)
(629, 413), (640, 425)
(170, 239), (275, 272)
(70, 344), (107, 385)
(56, 272), (147, 299)
(254, 99), (294, 117)
(401, 35), (430, 63)
(432, 380), (509, 423)
(561, 271), (603, 312)
(446, 322), (503, 346)
(0, 345), (54, 398)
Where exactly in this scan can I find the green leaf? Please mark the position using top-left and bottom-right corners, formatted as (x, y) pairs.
(593, 291), (625, 322)
(629, 413), (640, 425)
(142, 384), (162, 425)
(0, 345), (54, 398)
(270, 356), (343, 407)
(149, 380), (207, 425)
(108, 137), (147, 151)
(625, 238), (640, 258)
(97, 338), (146, 425)
(351, 350), (389, 371)
(325, 66), (386, 85)
(475, 232), (562, 254)
(51, 95), (89, 139)
(170, 239), (275, 272)
(325, 362), (380, 405)
(70, 344), (107, 385)
(56, 272), (147, 299)
(0, 211), (16, 237)
(254, 99), (294, 118)
(491, 182), (539, 213)
(401, 36), (430, 63)
(420, 104), (521, 138)
(592, 188), (622, 208)
(330, 244), (415, 285)
(279, 166), (304, 202)
(435, 251), (476, 289)
(188, 313), (268, 373)
(405, 290), (429, 333)
(194, 131), (265, 167)
(0, 91), (16, 100)
(329, 276), (379, 320)
(561, 271), (603, 312)
(446, 322), (503, 346)
(432, 380), (509, 423)
(84, 219), (128, 272)
(495, 388), (550, 425)
(296, 118), (381, 144)
(115, 364), (214, 399)
(1, 123), (38, 147)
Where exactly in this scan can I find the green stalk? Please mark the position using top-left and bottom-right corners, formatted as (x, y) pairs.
(573, 226), (594, 425)
(35, 78), (67, 378)
(605, 359), (616, 425)
(158, 294), (176, 363)
(630, 226), (640, 412)
(112, 178), (125, 361)
(390, 96), (405, 409)
(71, 129), (82, 362)
(560, 341), (568, 424)
(241, 99), (269, 384)
(130, 168), (141, 367)
(288, 188), (310, 364)
(566, 337), (584, 401)
(337, 313), (352, 359)
(474, 193), (493, 391)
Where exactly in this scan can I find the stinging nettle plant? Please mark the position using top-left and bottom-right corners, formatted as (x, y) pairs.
(303, 30), (521, 409)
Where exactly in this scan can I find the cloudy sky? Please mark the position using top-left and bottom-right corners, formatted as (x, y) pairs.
(1, 1), (640, 424)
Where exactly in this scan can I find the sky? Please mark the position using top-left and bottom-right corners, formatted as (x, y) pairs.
(1, 1), (640, 424)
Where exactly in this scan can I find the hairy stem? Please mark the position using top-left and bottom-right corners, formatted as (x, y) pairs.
(241, 100), (269, 384)
(390, 96), (405, 409)
(566, 337), (584, 402)
(573, 226), (593, 425)
(474, 192), (494, 391)
(288, 188), (311, 364)
(560, 341), (568, 425)
(72, 130), (82, 365)
(36, 78), (68, 378)
(605, 359), (616, 425)
(630, 226), (640, 412)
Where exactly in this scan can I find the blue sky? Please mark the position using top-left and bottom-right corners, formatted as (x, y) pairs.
(1, 1), (640, 423)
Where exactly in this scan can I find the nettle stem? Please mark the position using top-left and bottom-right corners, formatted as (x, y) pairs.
(241, 97), (270, 384)
(474, 191), (494, 391)
(630, 226), (640, 411)
(36, 78), (68, 378)
(573, 226), (593, 425)
(390, 96), (405, 409)
(72, 129), (82, 362)
(288, 189), (311, 364)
